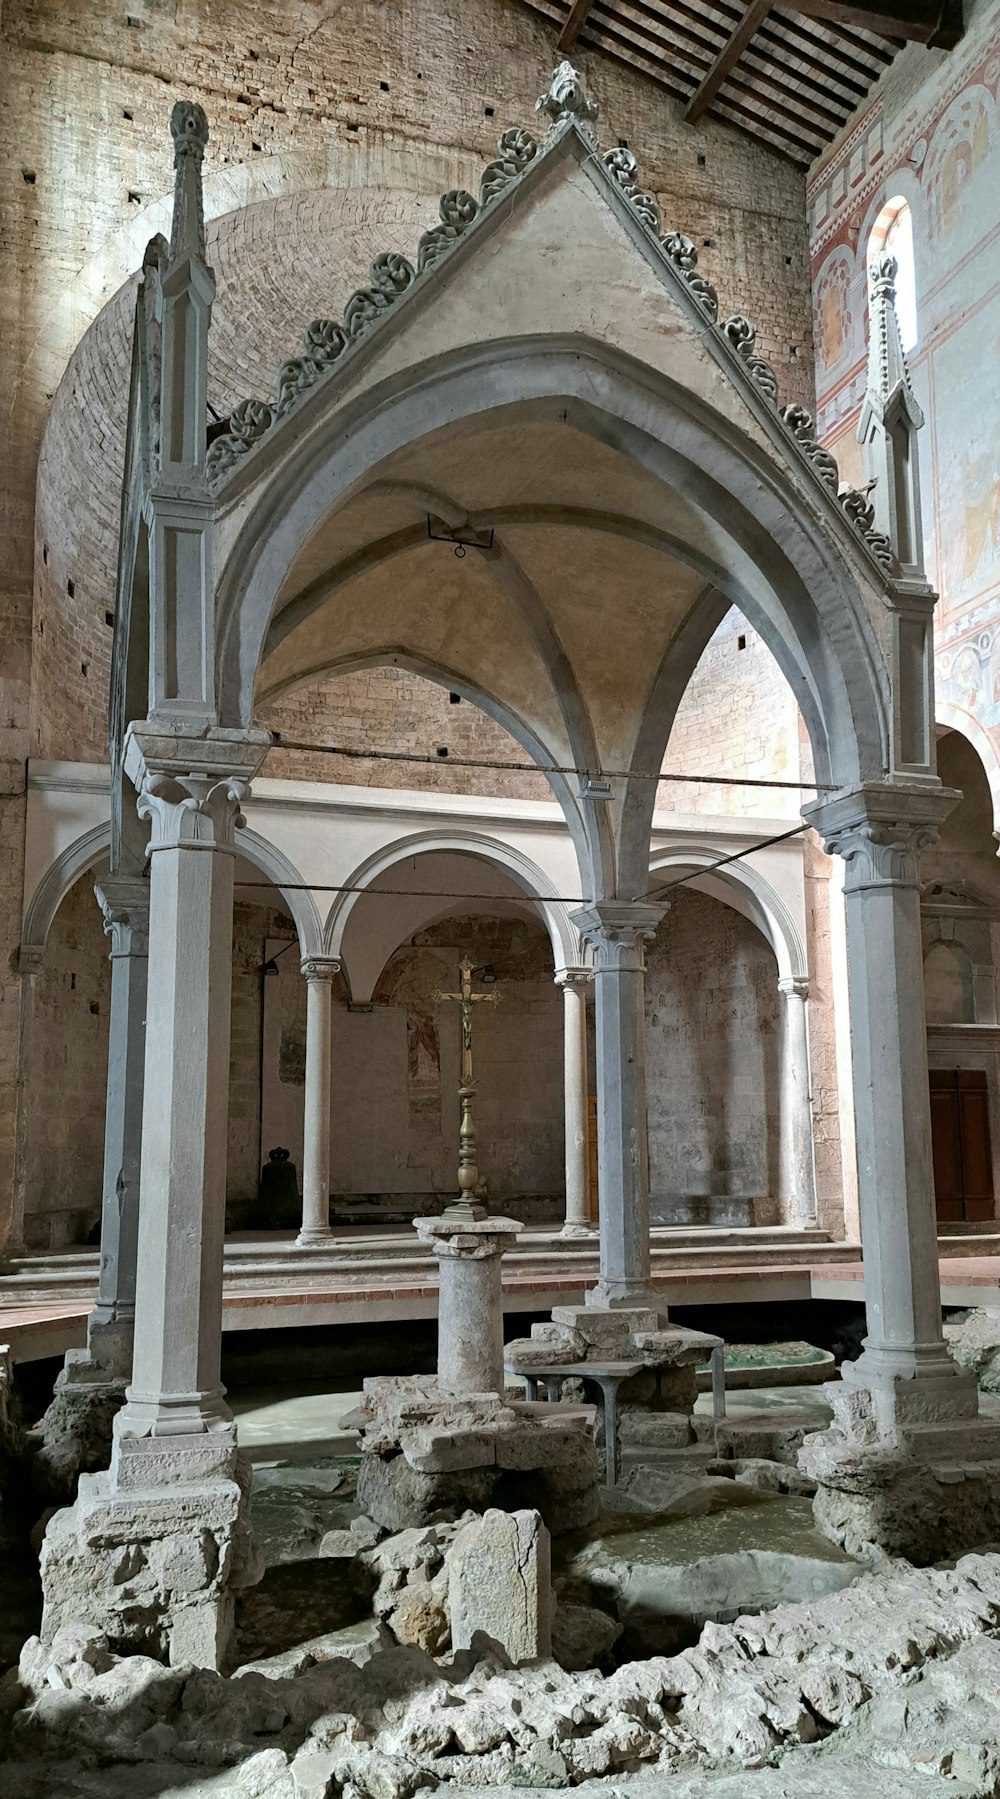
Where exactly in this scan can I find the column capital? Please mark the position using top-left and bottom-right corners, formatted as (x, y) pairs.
(554, 966), (592, 990)
(301, 956), (341, 982)
(778, 975), (809, 1000)
(804, 784), (959, 893)
(124, 724), (269, 855)
(15, 944), (44, 977)
(95, 876), (150, 958)
(571, 901), (667, 969)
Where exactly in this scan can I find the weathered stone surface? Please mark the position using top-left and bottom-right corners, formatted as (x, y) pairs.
(715, 1413), (809, 1465)
(623, 1464), (774, 1517)
(38, 1458), (260, 1669)
(709, 1456), (817, 1496)
(31, 1376), (126, 1502)
(400, 1425), (497, 1473)
(631, 1325), (722, 1365)
(805, 1442), (1000, 1562)
(448, 1508), (551, 1662)
(944, 1309), (1000, 1393)
(357, 1448), (499, 1532)
(13, 1553), (1000, 1792)
(551, 1600), (622, 1671)
(503, 1320), (585, 1368)
(619, 1410), (695, 1450)
(551, 1304), (659, 1347)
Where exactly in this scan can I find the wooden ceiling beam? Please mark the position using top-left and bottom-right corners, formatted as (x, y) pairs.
(558, 0), (596, 50)
(684, 0), (774, 124)
(780, 0), (963, 44)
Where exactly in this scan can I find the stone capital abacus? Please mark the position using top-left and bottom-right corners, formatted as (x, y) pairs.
(124, 724), (269, 855)
(804, 784), (958, 895)
(777, 975), (809, 1001)
(554, 965), (592, 991)
(571, 901), (667, 971)
(95, 876), (150, 959)
(301, 956), (341, 984)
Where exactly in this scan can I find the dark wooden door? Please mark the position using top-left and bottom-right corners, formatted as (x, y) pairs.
(929, 1068), (995, 1222)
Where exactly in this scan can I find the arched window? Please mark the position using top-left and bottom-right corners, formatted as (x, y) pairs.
(868, 196), (918, 353)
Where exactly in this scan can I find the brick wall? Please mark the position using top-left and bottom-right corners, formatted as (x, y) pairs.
(12, 0), (815, 766)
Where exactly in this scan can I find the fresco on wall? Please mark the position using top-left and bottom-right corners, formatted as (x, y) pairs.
(808, 6), (1000, 777)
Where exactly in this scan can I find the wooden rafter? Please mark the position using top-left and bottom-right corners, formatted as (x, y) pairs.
(558, 0), (596, 50)
(684, 0), (774, 124)
(784, 0), (963, 45)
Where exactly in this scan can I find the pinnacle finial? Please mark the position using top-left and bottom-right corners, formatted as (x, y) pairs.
(167, 101), (209, 265)
(170, 100), (209, 160)
(535, 60), (598, 130)
(865, 249), (917, 415)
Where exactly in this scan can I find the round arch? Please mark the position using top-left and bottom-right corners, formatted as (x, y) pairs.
(259, 646), (592, 891)
(217, 335), (891, 842)
(21, 820), (322, 959)
(325, 829), (583, 977)
(936, 701), (1000, 837)
(647, 843), (807, 982)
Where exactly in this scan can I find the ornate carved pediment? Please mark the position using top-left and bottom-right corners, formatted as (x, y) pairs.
(196, 59), (903, 584)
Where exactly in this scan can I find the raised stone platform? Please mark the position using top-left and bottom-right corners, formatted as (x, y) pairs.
(6, 1228), (1000, 1364)
(352, 1375), (600, 1535)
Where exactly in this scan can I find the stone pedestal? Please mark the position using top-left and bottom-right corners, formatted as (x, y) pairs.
(570, 903), (666, 1308)
(416, 1214), (523, 1397)
(39, 1452), (259, 1667)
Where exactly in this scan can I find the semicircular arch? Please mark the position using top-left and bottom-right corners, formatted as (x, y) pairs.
(647, 842), (807, 981)
(325, 828), (583, 975)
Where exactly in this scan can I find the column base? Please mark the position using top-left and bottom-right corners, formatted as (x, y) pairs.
(295, 1228), (335, 1248)
(560, 1220), (597, 1238)
(39, 1452), (261, 1669)
(801, 1368), (1000, 1562)
(585, 1279), (664, 1316)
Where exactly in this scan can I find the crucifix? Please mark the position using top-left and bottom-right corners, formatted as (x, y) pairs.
(433, 956), (502, 1222)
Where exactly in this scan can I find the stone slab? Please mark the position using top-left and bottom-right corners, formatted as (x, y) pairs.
(448, 1507), (551, 1662)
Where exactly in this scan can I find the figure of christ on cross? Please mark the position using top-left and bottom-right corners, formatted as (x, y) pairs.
(432, 956), (502, 1220)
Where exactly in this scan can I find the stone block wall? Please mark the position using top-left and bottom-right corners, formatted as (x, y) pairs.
(644, 888), (781, 1224)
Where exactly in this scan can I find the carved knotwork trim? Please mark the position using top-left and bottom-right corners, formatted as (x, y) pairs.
(602, 147), (661, 234)
(720, 316), (779, 404)
(660, 233), (719, 322)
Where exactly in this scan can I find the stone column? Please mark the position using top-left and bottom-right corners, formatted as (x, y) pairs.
(555, 967), (593, 1236)
(297, 957), (340, 1247)
(570, 902), (666, 1310)
(416, 1215), (524, 1395)
(33, 881), (149, 1496)
(40, 736), (267, 1670)
(84, 877), (150, 1375)
(806, 787), (978, 1439)
(777, 975), (817, 1228)
(113, 761), (250, 1464)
